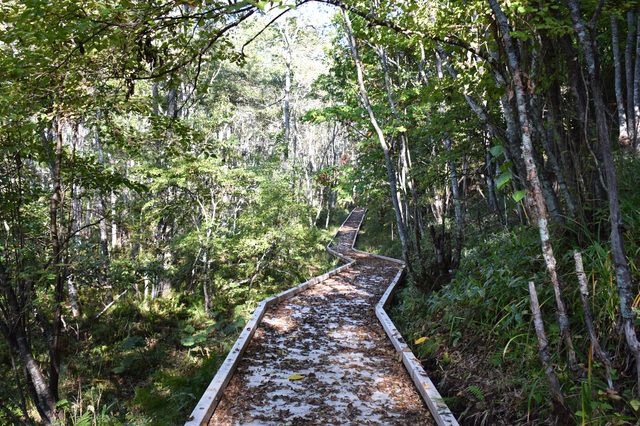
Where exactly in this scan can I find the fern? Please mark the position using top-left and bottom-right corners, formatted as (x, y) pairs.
(466, 385), (485, 402)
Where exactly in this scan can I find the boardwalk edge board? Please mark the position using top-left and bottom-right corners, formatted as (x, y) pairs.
(347, 212), (459, 426)
(185, 208), (458, 425)
(185, 210), (361, 426)
(375, 269), (459, 426)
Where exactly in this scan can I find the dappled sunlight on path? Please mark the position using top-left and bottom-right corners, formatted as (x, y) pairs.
(206, 208), (435, 425)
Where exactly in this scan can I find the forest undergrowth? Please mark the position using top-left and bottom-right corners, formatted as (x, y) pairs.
(20, 209), (351, 425)
(357, 161), (640, 425)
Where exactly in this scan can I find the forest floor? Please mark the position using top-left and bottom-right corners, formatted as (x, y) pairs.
(208, 209), (435, 425)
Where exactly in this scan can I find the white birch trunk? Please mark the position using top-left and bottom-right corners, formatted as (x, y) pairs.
(612, 15), (630, 146)
(489, 0), (576, 367)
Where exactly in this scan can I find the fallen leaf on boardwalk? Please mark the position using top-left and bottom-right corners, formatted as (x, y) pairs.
(288, 374), (305, 380)
(414, 337), (428, 344)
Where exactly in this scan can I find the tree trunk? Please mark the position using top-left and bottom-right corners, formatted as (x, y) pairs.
(612, 15), (630, 147)
(528, 281), (572, 419)
(283, 19), (293, 162)
(49, 118), (65, 403)
(445, 137), (463, 269)
(0, 262), (58, 424)
(626, 11), (636, 144)
(379, 46), (423, 261)
(488, 0), (576, 367)
(574, 250), (613, 389)
(341, 9), (413, 274)
(111, 191), (117, 249)
(67, 275), (81, 318)
(635, 14), (640, 150)
(202, 250), (210, 311)
(567, 0), (640, 396)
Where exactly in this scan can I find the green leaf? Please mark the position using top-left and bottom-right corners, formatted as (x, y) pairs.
(123, 336), (143, 350)
(512, 190), (526, 202)
(55, 399), (69, 408)
(181, 336), (196, 347)
(498, 161), (513, 173)
(211, 321), (225, 331)
(490, 145), (504, 157)
(224, 320), (244, 335)
(496, 172), (512, 190)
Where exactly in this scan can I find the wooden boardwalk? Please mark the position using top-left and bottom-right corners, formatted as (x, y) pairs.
(188, 209), (455, 425)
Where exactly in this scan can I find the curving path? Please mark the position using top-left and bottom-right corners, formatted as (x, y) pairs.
(188, 209), (454, 425)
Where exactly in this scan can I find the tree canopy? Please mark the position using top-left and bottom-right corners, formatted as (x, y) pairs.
(2, 0), (640, 423)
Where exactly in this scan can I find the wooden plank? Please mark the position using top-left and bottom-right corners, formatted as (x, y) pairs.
(376, 268), (459, 426)
(185, 209), (364, 425)
(187, 207), (457, 425)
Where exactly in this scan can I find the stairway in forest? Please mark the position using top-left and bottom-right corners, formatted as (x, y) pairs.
(186, 208), (457, 426)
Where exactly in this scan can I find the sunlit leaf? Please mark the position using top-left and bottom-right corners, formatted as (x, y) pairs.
(414, 336), (428, 345)
(181, 336), (196, 347)
(288, 374), (305, 380)
(512, 190), (526, 202)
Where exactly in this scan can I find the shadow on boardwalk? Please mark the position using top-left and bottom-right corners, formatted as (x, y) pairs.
(207, 208), (435, 425)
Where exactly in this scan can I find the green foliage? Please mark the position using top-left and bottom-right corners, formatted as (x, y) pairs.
(353, 206), (403, 259)
(384, 160), (640, 422)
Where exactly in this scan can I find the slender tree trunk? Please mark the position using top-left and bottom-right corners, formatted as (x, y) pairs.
(432, 47), (463, 269)
(0, 263), (57, 423)
(167, 87), (177, 119)
(325, 188), (332, 230)
(96, 125), (111, 306)
(445, 137), (463, 269)
(67, 125), (81, 319)
(574, 251), (613, 389)
(612, 15), (630, 147)
(634, 14), (640, 149)
(341, 9), (413, 273)
(96, 128), (109, 259)
(152, 82), (160, 115)
(568, 0), (640, 396)
(283, 20), (293, 162)
(68, 275), (80, 318)
(485, 141), (499, 213)
(202, 250), (210, 311)
(489, 0), (576, 367)
(546, 75), (579, 217)
(111, 191), (117, 249)
(626, 11), (636, 144)
(528, 281), (572, 419)
(379, 47), (423, 260)
(49, 119), (65, 403)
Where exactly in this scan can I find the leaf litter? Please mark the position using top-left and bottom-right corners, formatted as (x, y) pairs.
(209, 209), (434, 425)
